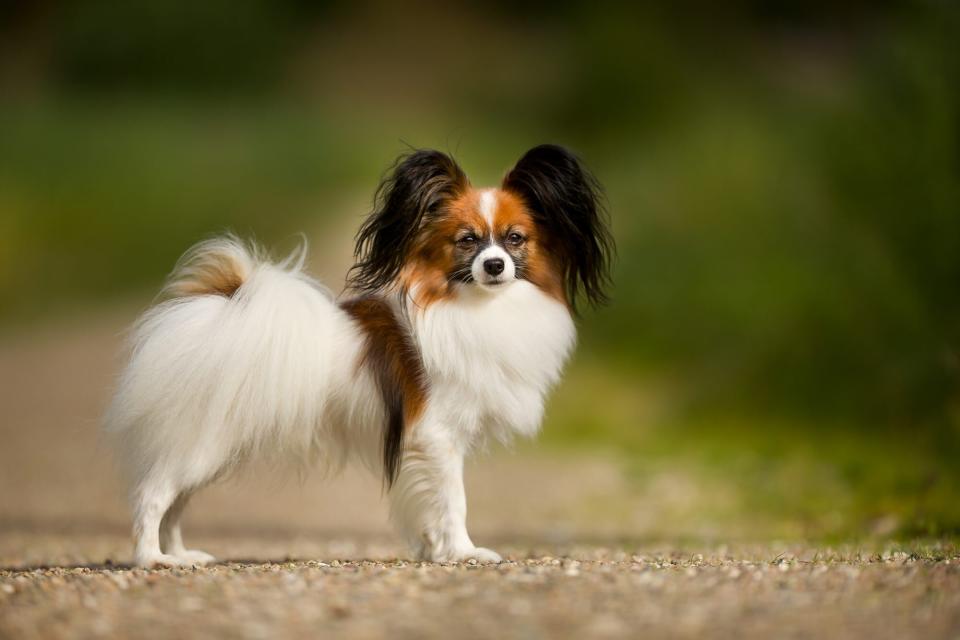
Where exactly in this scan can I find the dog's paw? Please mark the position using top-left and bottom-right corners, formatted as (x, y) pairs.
(136, 553), (194, 569)
(429, 546), (503, 564)
(465, 547), (503, 564)
(176, 550), (216, 566)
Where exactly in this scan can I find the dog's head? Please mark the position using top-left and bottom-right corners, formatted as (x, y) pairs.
(349, 145), (614, 311)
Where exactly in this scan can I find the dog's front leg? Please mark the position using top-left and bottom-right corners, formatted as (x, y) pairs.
(388, 433), (501, 564)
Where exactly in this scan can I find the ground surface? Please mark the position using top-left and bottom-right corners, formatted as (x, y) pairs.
(1, 294), (959, 639)
(2, 536), (958, 640)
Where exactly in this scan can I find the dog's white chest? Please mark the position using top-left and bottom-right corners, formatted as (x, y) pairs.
(411, 282), (576, 439)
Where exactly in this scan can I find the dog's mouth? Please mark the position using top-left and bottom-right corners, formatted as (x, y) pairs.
(477, 277), (512, 290)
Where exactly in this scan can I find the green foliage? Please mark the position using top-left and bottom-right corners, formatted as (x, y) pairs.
(542, 361), (960, 540)
(0, 103), (377, 320)
(577, 4), (960, 425)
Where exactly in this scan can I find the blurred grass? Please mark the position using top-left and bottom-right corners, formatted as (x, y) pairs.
(542, 358), (960, 541)
(0, 102), (373, 322)
(1, 1), (958, 541)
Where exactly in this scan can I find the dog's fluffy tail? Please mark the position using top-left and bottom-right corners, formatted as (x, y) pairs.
(162, 235), (297, 299)
(105, 234), (347, 494)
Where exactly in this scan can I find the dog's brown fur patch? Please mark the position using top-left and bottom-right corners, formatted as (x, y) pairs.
(492, 190), (566, 305)
(339, 295), (428, 485)
(399, 188), (566, 307)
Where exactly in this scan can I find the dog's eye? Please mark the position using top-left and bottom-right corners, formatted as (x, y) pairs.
(507, 232), (526, 246)
(456, 235), (477, 247)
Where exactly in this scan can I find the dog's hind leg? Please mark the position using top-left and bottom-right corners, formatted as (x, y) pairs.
(160, 490), (215, 566)
(133, 478), (192, 568)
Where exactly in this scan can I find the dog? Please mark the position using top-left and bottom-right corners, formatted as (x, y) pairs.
(104, 144), (613, 567)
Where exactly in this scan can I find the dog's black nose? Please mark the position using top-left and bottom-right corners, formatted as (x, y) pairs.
(483, 258), (505, 276)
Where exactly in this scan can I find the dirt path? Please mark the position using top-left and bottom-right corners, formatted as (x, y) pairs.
(2, 539), (958, 640)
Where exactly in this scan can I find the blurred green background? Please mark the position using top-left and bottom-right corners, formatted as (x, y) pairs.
(1, 0), (957, 541)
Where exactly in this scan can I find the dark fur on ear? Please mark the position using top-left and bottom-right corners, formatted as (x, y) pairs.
(503, 144), (614, 311)
(349, 149), (469, 292)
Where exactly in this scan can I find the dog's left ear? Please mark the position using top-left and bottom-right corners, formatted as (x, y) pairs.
(503, 144), (614, 311)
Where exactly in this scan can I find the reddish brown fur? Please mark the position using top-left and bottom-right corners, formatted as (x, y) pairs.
(167, 251), (248, 298)
(493, 190), (566, 304)
(399, 188), (567, 308)
(339, 296), (427, 484)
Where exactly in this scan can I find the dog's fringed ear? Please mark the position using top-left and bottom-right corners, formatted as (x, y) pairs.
(349, 150), (468, 292)
(503, 144), (614, 311)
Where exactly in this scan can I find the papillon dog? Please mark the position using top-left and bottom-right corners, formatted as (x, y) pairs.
(105, 144), (613, 567)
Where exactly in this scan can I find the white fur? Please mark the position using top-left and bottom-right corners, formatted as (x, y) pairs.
(472, 244), (515, 287)
(392, 281), (575, 561)
(478, 189), (497, 227)
(105, 238), (574, 567)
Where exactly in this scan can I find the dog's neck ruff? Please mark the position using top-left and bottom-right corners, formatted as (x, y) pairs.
(404, 279), (576, 442)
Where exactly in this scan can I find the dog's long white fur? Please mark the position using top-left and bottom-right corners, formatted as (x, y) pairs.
(105, 237), (575, 567)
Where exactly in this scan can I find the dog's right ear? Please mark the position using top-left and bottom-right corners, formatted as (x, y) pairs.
(503, 144), (613, 312)
(348, 150), (468, 293)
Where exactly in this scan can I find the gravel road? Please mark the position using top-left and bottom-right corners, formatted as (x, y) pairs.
(2, 536), (958, 640)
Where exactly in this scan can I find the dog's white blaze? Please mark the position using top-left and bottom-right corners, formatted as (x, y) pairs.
(479, 189), (497, 228)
